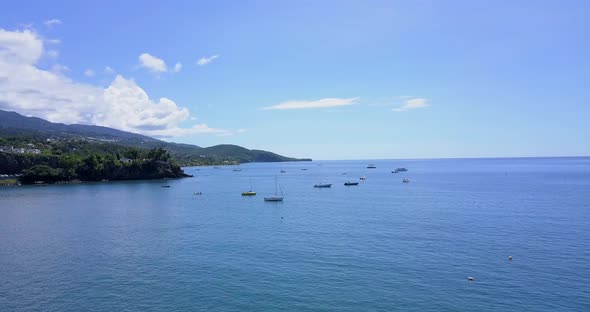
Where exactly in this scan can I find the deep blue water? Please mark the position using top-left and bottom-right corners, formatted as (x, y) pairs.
(1, 158), (589, 311)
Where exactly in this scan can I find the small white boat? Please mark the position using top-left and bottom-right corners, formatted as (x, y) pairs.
(314, 183), (332, 188)
(280, 169), (286, 173)
(367, 164), (377, 169)
(402, 178), (410, 183)
(360, 176), (367, 180)
(264, 176), (284, 202)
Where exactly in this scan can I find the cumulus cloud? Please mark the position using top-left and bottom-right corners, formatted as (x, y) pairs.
(84, 69), (95, 77)
(263, 97), (358, 110)
(393, 98), (430, 112)
(197, 54), (219, 66)
(0, 28), (235, 138)
(44, 19), (62, 27)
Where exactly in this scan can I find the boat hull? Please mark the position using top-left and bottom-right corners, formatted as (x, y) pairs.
(241, 192), (256, 196)
(264, 196), (284, 201)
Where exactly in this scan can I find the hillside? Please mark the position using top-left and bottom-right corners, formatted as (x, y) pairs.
(0, 110), (311, 165)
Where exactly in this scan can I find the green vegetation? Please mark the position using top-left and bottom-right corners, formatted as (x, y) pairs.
(0, 179), (18, 186)
(1, 141), (188, 184)
(0, 109), (311, 184)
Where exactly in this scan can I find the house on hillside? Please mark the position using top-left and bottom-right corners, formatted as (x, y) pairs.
(119, 157), (133, 164)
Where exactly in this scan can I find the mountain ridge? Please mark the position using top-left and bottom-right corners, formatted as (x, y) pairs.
(0, 109), (311, 164)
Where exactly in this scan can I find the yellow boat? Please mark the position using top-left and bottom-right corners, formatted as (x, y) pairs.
(242, 177), (256, 196)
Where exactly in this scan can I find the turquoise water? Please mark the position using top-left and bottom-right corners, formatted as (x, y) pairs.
(1, 158), (589, 311)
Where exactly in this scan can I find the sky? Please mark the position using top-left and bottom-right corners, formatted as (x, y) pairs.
(0, 0), (588, 160)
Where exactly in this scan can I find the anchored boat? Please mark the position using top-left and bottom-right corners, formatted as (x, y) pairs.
(264, 176), (284, 201)
(242, 177), (256, 196)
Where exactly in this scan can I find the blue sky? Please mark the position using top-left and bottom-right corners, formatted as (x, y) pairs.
(0, 0), (588, 160)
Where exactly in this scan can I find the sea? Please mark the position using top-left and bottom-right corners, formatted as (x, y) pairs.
(1, 157), (589, 311)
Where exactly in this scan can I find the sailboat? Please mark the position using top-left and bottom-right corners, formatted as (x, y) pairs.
(241, 177), (256, 196)
(233, 164), (242, 172)
(264, 175), (284, 201)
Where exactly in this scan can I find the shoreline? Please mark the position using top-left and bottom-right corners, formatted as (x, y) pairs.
(2, 174), (193, 187)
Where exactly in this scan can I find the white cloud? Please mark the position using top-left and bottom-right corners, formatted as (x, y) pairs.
(44, 19), (62, 27)
(46, 38), (61, 44)
(0, 29), (43, 64)
(139, 53), (167, 73)
(84, 69), (95, 77)
(263, 97), (358, 110)
(51, 63), (70, 74)
(0, 28), (236, 138)
(104, 66), (115, 74)
(138, 53), (182, 74)
(173, 62), (182, 72)
(393, 98), (430, 112)
(197, 54), (219, 66)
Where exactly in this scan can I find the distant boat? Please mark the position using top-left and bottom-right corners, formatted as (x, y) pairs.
(161, 185), (171, 188)
(264, 176), (284, 201)
(393, 167), (408, 173)
(280, 169), (286, 173)
(360, 176), (367, 180)
(314, 183), (332, 188)
(213, 166), (221, 169)
(233, 165), (242, 172)
(367, 164), (377, 169)
(344, 181), (359, 186)
(301, 168), (308, 171)
(242, 177), (256, 196)
(402, 178), (410, 183)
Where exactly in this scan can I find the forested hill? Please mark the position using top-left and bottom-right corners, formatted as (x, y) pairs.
(0, 110), (311, 165)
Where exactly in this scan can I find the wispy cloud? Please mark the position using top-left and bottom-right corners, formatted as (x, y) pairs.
(84, 69), (95, 77)
(139, 53), (167, 73)
(393, 98), (430, 112)
(44, 19), (62, 27)
(104, 66), (115, 74)
(138, 53), (182, 74)
(173, 62), (182, 72)
(46, 49), (59, 58)
(263, 97), (358, 110)
(197, 54), (219, 66)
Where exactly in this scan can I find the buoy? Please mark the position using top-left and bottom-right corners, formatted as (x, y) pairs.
(508, 256), (513, 261)
(468, 277), (474, 281)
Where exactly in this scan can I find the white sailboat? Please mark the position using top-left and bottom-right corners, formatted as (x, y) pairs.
(264, 175), (284, 201)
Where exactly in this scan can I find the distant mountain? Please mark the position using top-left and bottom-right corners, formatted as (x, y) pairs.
(0, 109), (159, 143)
(0, 110), (310, 164)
